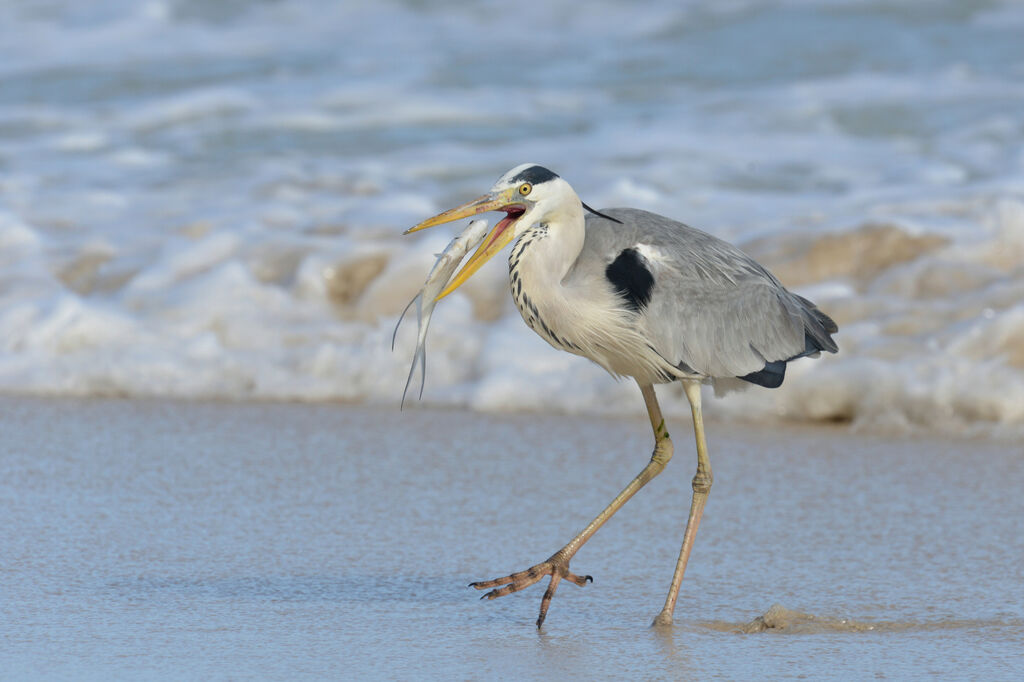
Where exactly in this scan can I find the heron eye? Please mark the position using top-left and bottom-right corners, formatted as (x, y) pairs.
(518, 183), (532, 196)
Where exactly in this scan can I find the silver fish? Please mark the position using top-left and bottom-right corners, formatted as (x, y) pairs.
(393, 218), (489, 407)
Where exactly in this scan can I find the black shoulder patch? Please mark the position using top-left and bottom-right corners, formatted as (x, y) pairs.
(511, 165), (559, 185)
(739, 360), (786, 388)
(606, 248), (654, 312)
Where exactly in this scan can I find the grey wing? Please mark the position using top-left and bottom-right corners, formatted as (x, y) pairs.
(584, 208), (837, 385)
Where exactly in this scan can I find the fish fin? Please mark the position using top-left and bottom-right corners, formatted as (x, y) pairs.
(417, 342), (427, 400)
(400, 354), (417, 410)
(392, 294), (419, 351)
(401, 296), (429, 408)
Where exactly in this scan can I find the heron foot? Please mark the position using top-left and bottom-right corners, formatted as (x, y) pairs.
(651, 610), (674, 627)
(469, 558), (593, 628)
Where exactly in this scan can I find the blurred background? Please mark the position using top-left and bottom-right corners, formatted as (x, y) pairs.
(1, 0), (1022, 436)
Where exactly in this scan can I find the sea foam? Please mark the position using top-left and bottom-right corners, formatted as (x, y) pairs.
(1, 0), (1023, 437)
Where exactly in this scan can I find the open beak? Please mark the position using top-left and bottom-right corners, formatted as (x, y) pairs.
(405, 187), (526, 300)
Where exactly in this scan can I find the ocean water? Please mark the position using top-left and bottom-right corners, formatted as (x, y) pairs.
(1, 0), (1024, 435)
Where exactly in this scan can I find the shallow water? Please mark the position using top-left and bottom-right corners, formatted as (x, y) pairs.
(2, 397), (1022, 679)
(1, 1), (1024, 435)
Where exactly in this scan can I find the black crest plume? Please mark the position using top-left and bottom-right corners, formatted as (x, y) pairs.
(582, 202), (623, 224)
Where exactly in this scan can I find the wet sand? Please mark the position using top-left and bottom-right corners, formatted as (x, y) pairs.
(2, 397), (1022, 679)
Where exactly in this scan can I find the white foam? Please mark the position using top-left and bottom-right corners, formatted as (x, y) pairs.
(1, 0), (1024, 437)
(53, 132), (109, 152)
(121, 89), (258, 131)
(125, 232), (244, 294)
(109, 147), (169, 167)
(0, 212), (42, 251)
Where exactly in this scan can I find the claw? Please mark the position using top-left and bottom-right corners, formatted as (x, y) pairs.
(470, 558), (592, 627)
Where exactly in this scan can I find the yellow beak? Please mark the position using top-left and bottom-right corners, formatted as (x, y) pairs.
(405, 187), (525, 300)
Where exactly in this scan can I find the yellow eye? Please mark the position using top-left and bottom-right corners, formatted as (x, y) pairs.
(518, 183), (532, 196)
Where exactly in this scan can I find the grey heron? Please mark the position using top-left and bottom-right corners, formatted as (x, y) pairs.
(405, 164), (838, 628)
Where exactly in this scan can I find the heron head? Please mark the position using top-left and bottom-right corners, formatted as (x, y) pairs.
(405, 164), (574, 299)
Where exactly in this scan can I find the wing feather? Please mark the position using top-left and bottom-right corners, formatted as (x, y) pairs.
(579, 208), (837, 381)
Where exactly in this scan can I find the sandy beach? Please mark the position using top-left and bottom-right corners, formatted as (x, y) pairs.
(2, 396), (1022, 679)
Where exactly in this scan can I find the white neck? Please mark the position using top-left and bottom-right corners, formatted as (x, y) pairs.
(506, 198), (589, 356)
(511, 197), (585, 285)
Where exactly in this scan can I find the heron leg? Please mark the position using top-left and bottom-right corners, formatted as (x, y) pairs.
(653, 379), (713, 627)
(471, 382), (674, 628)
